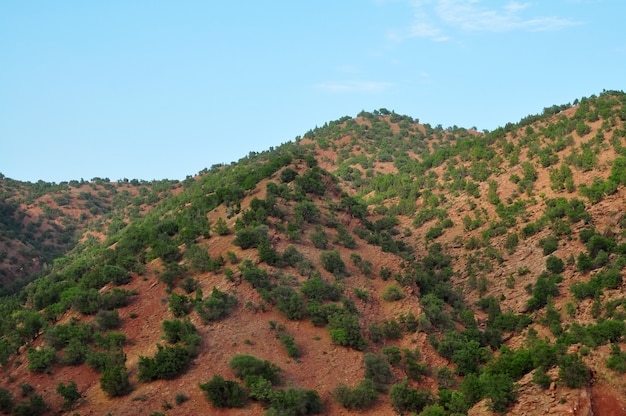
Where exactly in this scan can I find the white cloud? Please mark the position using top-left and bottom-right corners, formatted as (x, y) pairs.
(392, 0), (580, 41)
(315, 81), (393, 93)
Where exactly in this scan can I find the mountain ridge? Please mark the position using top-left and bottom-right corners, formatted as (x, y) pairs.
(1, 90), (626, 415)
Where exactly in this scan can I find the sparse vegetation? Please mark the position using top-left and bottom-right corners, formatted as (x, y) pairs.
(1, 91), (626, 414)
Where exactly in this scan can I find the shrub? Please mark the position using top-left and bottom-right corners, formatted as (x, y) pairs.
(404, 349), (430, 381)
(196, 287), (238, 323)
(382, 319), (403, 340)
(533, 370), (552, 389)
(12, 393), (47, 416)
(480, 373), (516, 413)
(169, 292), (193, 317)
(364, 353), (394, 385)
(162, 318), (197, 345)
(381, 285), (404, 301)
(100, 364), (132, 397)
(229, 354), (282, 385)
(606, 344), (626, 373)
(95, 309), (120, 330)
(0, 387), (14, 413)
(283, 245), (304, 267)
(558, 354), (590, 388)
(300, 275), (342, 302)
(382, 346), (402, 366)
(56, 380), (81, 410)
(309, 226), (328, 249)
(27, 347), (56, 373)
(277, 333), (300, 358)
(504, 232), (519, 254)
(268, 286), (305, 320)
(320, 250), (347, 276)
(280, 168), (298, 183)
(389, 378), (434, 414)
(138, 344), (191, 381)
(333, 379), (378, 410)
(526, 272), (562, 311)
(245, 375), (273, 403)
(175, 393), (189, 405)
(267, 387), (323, 415)
(539, 235), (559, 255)
(199, 375), (247, 408)
(213, 217), (230, 235)
(328, 311), (367, 351)
(546, 256), (565, 274)
(294, 200), (320, 224)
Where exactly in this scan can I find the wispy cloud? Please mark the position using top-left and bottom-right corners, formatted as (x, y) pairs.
(391, 0), (580, 41)
(315, 81), (393, 93)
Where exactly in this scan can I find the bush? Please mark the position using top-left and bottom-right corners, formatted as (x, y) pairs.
(333, 379), (378, 410)
(320, 250), (347, 276)
(309, 226), (328, 249)
(12, 393), (47, 416)
(169, 292), (193, 317)
(267, 387), (323, 415)
(0, 387), (14, 413)
(389, 378), (434, 414)
(27, 347), (56, 373)
(480, 373), (516, 413)
(294, 200), (320, 224)
(606, 344), (626, 373)
(199, 375), (247, 408)
(100, 364), (132, 397)
(328, 311), (367, 351)
(138, 344), (191, 381)
(539, 235), (559, 255)
(558, 354), (590, 388)
(277, 333), (300, 358)
(381, 285), (404, 301)
(301, 275), (342, 302)
(267, 286), (305, 320)
(229, 354), (282, 385)
(526, 272), (562, 311)
(245, 375), (273, 403)
(196, 287), (238, 323)
(382, 346), (402, 366)
(280, 168), (298, 183)
(162, 318), (198, 346)
(364, 353), (394, 385)
(56, 380), (81, 410)
(95, 309), (120, 330)
(546, 256), (565, 274)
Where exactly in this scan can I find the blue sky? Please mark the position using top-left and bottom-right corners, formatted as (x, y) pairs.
(1, 1), (625, 183)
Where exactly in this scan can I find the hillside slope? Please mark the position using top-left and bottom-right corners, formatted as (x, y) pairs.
(1, 91), (626, 415)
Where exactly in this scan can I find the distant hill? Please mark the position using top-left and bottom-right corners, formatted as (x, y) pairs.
(0, 90), (625, 415)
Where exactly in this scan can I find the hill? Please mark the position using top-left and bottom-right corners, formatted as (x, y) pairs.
(1, 90), (626, 415)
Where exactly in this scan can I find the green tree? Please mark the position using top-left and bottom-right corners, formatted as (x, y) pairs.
(213, 217), (230, 235)
(0, 387), (14, 413)
(229, 354), (282, 385)
(364, 353), (394, 385)
(333, 379), (378, 410)
(138, 344), (191, 381)
(328, 311), (367, 351)
(320, 250), (347, 276)
(199, 375), (247, 408)
(56, 380), (81, 410)
(559, 354), (590, 388)
(389, 378), (433, 414)
(480, 373), (516, 413)
(100, 364), (132, 397)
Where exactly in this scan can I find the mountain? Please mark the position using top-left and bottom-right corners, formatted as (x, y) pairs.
(1, 90), (626, 415)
